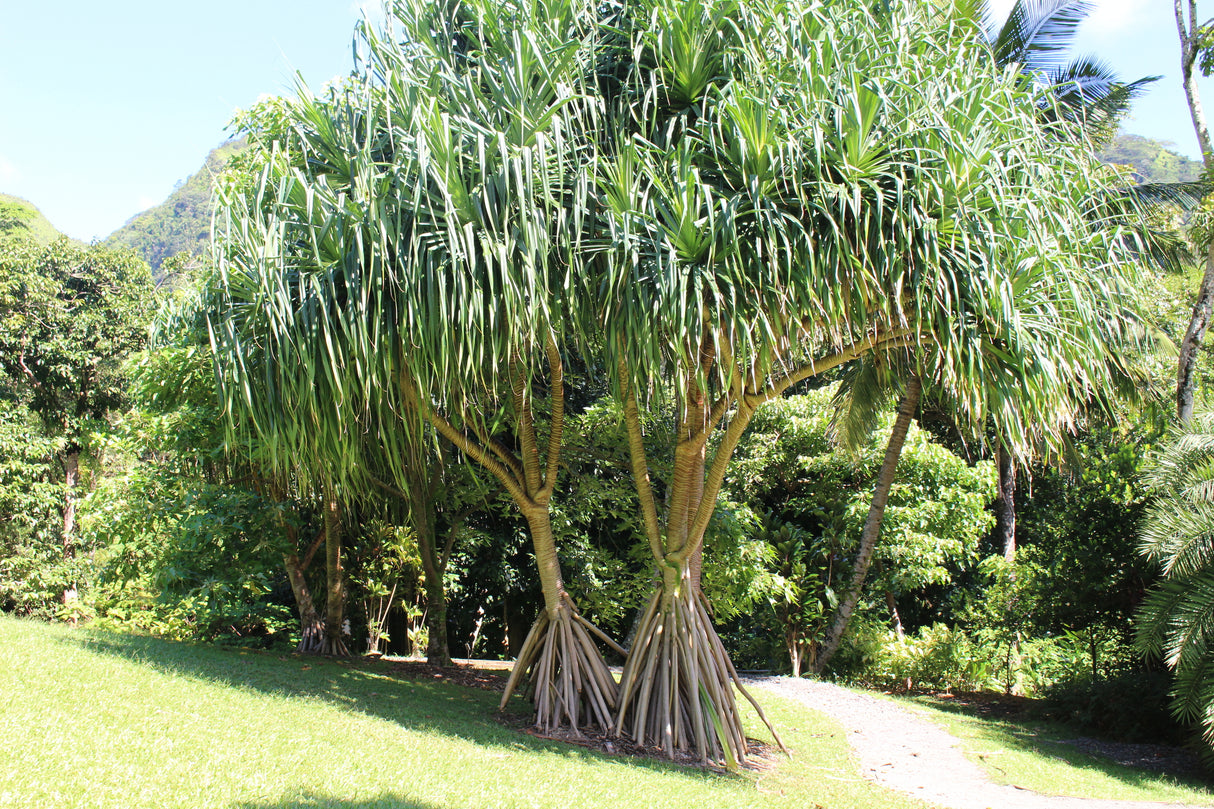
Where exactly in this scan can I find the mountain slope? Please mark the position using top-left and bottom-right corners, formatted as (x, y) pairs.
(105, 139), (246, 279)
(1099, 133), (1204, 184)
(0, 194), (62, 249)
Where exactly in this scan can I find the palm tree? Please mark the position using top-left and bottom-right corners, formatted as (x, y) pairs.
(988, 0), (1155, 140)
(982, 0), (1160, 560)
(1136, 409), (1214, 757)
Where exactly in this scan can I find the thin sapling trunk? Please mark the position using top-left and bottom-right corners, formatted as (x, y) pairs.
(810, 375), (921, 674)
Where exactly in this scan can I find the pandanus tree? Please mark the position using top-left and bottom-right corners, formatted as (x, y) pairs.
(358, 0), (622, 729)
(211, 0), (621, 727)
(208, 160), (365, 656)
(582, 0), (1152, 763)
(217, 95), (478, 665)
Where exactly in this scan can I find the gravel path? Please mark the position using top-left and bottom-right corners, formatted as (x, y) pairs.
(750, 677), (1210, 809)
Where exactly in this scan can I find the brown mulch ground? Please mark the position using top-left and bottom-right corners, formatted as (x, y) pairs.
(379, 658), (511, 691)
(369, 656), (777, 771)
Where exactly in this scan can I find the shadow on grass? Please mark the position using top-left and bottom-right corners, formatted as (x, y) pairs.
(230, 791), (437, 809)
(229, 790), (439, 809)
(53, 627), (726, 785)
(907, 694), (1214, 796)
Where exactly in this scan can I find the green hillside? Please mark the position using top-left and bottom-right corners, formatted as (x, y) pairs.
(0, 194), (62, 249)
(105, 138), (246, 280)
(1099, 132), (1204, 183)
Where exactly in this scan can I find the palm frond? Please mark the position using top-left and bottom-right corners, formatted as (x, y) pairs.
(990, 0), (1093, 73)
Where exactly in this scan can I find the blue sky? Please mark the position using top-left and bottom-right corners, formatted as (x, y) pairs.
(0, 0), (1206, 242)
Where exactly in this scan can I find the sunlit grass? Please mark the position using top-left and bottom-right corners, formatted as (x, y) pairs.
(0, 615), (928, 809)
(900, 693), (1214, 806)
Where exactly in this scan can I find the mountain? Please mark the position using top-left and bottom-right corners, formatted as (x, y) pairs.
(0, 194), (62, 249)
(1098, 133), (1204, 184)
(105, 138), (247, 281)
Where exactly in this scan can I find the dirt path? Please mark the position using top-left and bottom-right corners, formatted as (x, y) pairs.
(751, 676), (1209, 809)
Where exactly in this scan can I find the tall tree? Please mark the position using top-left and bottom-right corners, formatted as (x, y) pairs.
(985, 0), (1157, 555)
(587, 0), (1150, 763)
(1175, 0), (1214, 422)
(210, 0), (621, 726)
(0, 240), (153, 597)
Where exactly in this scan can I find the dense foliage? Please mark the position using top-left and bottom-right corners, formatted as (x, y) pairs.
(1138, 411), (1214, 757)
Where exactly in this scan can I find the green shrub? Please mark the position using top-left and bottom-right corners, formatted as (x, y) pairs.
(830, 622), (993, 692)
(1040, 670), (1186, 745)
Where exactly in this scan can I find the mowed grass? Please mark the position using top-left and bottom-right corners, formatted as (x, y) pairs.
(0, 616), (928, 809)
(900, 693), (1214, 806)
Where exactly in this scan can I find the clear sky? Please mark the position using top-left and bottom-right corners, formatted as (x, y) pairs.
(0, 0), (1207, 242)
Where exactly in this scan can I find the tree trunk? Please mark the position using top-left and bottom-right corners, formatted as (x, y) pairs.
(996, 443), (1017, 563)
(410, 475), (454, 667)
(886, 591), (904, 639)
(499, 504), (619, 732)
(1179, 246), (1214, 424)
(322, 496), (348, 656)
(61, 447), (80, 619)
(62, 448), (79, 560)
(423, 578), (451, 665)
(788, 632), (803, 678)
(1175, 0), (1214, 423)
(410, 341), (618, 734)
(284, 553), (325, 654)
(811, 376), (922, 674)
(614, 358), (785, 767)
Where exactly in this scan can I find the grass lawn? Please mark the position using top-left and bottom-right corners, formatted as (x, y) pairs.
(0, 615), (928, 809)
(900, 692), (1214, 806)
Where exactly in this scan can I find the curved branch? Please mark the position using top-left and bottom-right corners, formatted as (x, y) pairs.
(750, 329), (917, 408)
(619, 359), (665, 562)
(539, 331), (564, 502)
(675, 329), (917, 565)
(400, 371), (529, 506)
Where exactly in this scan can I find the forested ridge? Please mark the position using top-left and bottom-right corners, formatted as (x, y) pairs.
(6, 0), (1214, 789)
(102, 138), (247, 282)
(8, 134), (1192, 293)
